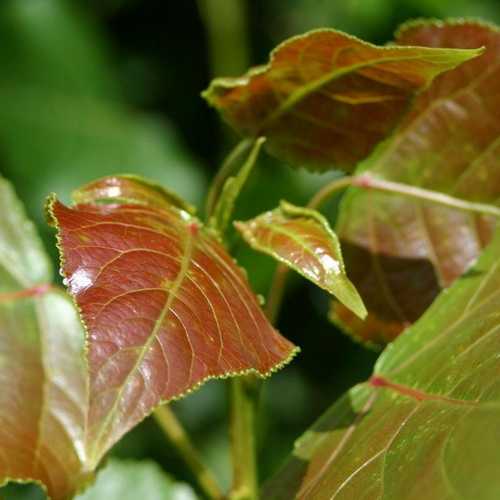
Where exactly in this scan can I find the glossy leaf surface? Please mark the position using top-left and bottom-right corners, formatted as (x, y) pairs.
(265, 228), (500, 499)
(235, 201), (366, 318)
(49, 176), (298, 463)
(76, 459), (197, 500)
(203, 28), (481, 171)
(335, 21), (500, 344)
(0, 177), (89, 499)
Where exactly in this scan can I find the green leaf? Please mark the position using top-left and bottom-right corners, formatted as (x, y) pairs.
(334, 20), (500, 345)
(48, 175), (298, 465)
(203, 27), (481, 172)
(235, 201), (366, 319)
(210, 137), (266, 233)
(264, 228), (500, 500)
(76, 459), (197, 500)
(0, 176), (90, 500)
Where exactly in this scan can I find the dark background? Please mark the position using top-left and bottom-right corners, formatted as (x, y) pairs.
(1, 0), (499, 498)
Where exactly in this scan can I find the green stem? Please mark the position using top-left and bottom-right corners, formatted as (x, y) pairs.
(205, 139), (253, 219)
(228, 376), (260, 500)
(153, 406), (224, 500)
(264, 262), (290, 324)
(307, 175), (354, 209)
(197, 0), (250, 78)
(199, 3), (261, 499)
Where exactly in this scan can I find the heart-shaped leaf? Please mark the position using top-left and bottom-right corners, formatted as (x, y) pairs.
(235, 201), (366, 319)
(0, 177), (90, 499)
(334, 20), (500, 345)
(264, 227), (500, 499)
(48, 175), (298, 464)
(203, 28), (481, 172)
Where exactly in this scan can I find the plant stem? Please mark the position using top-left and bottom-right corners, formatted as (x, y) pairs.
(228, 376), (260, 500)
(307, 175), (354, 209)
(264, 263), (290, 324)
(197, 0), (250, 78)
(199, 3), (261, 499)
(153, 406), (224, 500)
(205, 139), (253, 219)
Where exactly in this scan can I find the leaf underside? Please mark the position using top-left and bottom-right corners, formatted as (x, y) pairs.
(235, 201), (366, 319)
(334, 20), (500, 345)
(0, 177), (89, 500)
(49, 176), (298, 464)
(203, 28), (481, 172)
(264, 227), (500, 500)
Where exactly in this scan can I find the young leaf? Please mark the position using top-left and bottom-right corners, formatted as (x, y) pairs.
(0, 177), (90, 499)
(203, 28), (481, 172)
(76, 459), (197, 500)
(264, 228), (500, 500)
(235, 201), (366, 319)
(48, 175), (298, 464)
(209, 137), (265, 233)
(335, 21), (500, 345)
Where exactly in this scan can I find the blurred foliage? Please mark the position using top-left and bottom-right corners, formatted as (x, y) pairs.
(1, 0), (499, 498)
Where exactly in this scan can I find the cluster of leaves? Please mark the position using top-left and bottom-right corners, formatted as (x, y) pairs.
(1, 16), (500, 500)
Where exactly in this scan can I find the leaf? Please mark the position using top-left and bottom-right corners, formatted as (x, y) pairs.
(203, 28), (481, 172)
(235, 201), (366, 319)
(76, 459), (197, 500)
(210, 137), (266, 233)
(264, 228), (500, 500)
(48, 175), (298, 465)
(335, 20), (500, 345)
(0, 176), (90, 499)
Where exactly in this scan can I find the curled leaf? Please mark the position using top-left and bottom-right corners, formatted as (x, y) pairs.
(203, 28), (481, 171)
(235, 201), (366, 319)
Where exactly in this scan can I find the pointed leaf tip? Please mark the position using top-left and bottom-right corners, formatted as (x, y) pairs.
(235, 201), (367, 319)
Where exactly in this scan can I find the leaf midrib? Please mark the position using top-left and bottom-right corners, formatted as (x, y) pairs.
(261, 52), (460, 131)
(90, 220), (195, 463)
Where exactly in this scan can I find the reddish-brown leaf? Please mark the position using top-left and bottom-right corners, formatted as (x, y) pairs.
(48, 176), (298, 461)
(335, 21), (500, 345)
(203, 29), (481, 171)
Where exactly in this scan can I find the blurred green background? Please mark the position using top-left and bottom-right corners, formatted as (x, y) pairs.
(1, 0), (499, 498)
